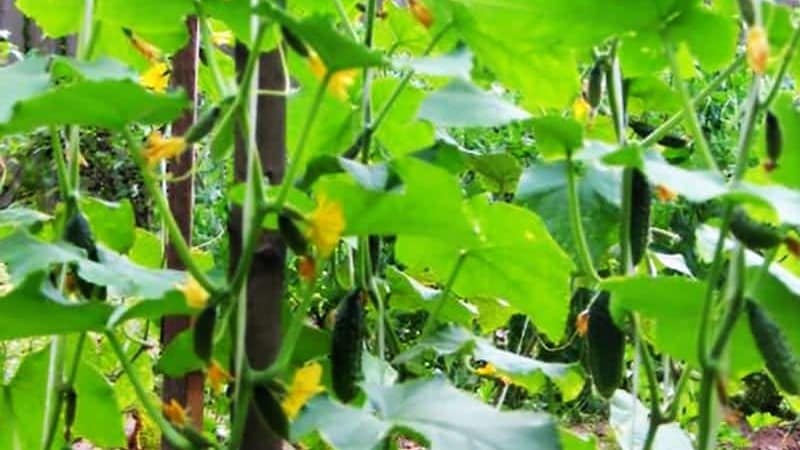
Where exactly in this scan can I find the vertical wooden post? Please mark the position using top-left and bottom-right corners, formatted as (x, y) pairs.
(162, 16), (204, 446)
(230, 44), (287, 450)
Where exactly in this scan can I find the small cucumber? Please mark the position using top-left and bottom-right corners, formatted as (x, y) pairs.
(331, 290), (364, 402)
(193, 306), (217, 363)
(765, 111), (782, 171)
(730, 207), (784, 250)
(746, 300), (800, 395)
(586, 292), (626, 398)
(587, 62), (604, 108)
(252, 385), (290, 439)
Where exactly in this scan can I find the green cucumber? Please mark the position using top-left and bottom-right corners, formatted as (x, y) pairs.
(730, 207), (783, 250)
(331, 290), (364, 402)
(193, 306), (217, 363)
(765, 111), (782, 171)
(252, 385), (289, 439)
(746, 300), (800, 395)
(586, 292), (625, 398)
(588, 62), (604, 108)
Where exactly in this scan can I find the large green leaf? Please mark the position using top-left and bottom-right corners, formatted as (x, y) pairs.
(0, 273), (113, 339)
(516, 146), (622, 263)
(386, 266), (475, 325)
(395, 325), (583, 399)
(417, 79), (530, 128)
(373, 78), (435, 156)
(397, 196), (574, 338)
(0, 56), (52, 124)
(0, 231), (183, 300)
(81, 197), (136, 254)
(602, 276), (761, 374)
(2, 349), (59, 449)
(0, 77), (188, 135)
(294, 377), (560, 450)
(317, 157), (475, 241)
(285, 53), (360, 164)
(72, 360), (126, 447)
(609, 390), (693, 450)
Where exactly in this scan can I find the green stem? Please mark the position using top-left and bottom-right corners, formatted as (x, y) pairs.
(421, 251), (468, 338)
(332, 0), (358, 41)
(228, 381), (253, 450)
(273, 72), (331, 209)
(50, 127), (73, 208)
(76, 0), (95, 61)
(663, 36), (717, 171)
(641, 56), (744, 148)
(40, 337), (65, 450)
(732, 77), (762, 181)
(762, 25), (800, 109)
(709, 244), (746, 360)
(635, 316), (662, 450)
(105, 332), (191, 449)
(123, 128), (220, 294)
(565, 154), (600, 282)
(664, 366), (691, 421)
(194, 0), (232, 97)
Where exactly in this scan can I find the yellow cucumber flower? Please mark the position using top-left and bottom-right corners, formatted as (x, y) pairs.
(306, 194), (345, 258)
(746, 25), (769, 74)
(176, 274), (209, 309)
(143, 131), (188, 168)
(409, 0), (434, 29)
(281, 362), (324, 419)
(130, 34), (162, 62)
(140, 62), (170, 93)
(572, 96), (591, 125)
(207, 360), (233, 395)
(308, 50), (358, 101)
(162, 399), (187, 426)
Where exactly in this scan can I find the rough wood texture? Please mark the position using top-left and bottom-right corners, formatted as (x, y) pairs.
(161, 17), (204, 447)
(230, 43), (287, 450)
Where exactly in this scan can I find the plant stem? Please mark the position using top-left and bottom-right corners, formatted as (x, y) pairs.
(332, 0), (358, 41)
(640, 56), (744, 148)
(663, 36), (717, 171)
(272, 72), (330, 209)
(565, 154), (600, 283)
(40, 337), (64, 450)
(123, 129), (219, 294)
(194, 0), (232, 97)
(762, 25), (800, 109)
(105, 332), (191, 449)
(227, 379), (253, 450)
(421, 251), (468, 338)
(50, 127), (71, 204)
(732, 77), (761, 181)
